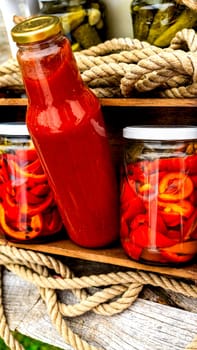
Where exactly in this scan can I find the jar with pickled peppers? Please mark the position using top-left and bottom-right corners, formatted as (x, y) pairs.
(121, 126), (197, 265)
(40, 0), (106, 50)
(0, 123), (63, 243)
(131, 0), (197, 47)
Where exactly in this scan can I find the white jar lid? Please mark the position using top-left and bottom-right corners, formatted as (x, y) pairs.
(123, 125), (197, 141)
(0, 123), (29, 136)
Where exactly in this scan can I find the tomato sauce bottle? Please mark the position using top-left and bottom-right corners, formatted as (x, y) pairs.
(11, 15), (119, 248)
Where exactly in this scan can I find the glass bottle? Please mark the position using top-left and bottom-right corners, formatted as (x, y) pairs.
(40, 0), (106, 50)
(121, 125), (197, 265)
(131, 0), (197, 47)
(0, 122), (63, 243)
(11, 15), (119, 248)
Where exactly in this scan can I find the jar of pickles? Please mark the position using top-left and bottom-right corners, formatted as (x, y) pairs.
(0, 123), (63, 243)
(40, 0), (106, 50)
(131, 0), (197, 47)
(120, 125), (197, 265)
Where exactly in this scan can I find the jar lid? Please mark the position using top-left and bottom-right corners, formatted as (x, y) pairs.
(0, 123), (29, 136)
(123, 126), (197, 141)
(11, 15), (62, 44)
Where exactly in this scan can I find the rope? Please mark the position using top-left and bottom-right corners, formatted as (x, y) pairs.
(0, 245), (196, 350)
(0, 266), (24, 350)
(1, 29), (197, 98)
(185, 335), (197, 350)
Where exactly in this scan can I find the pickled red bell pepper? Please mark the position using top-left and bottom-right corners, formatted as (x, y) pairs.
(0, 204), (42, 240)
(131, 157), (184, 178)
(130, 224), (176, 248)
(121, 151), (197, 264)
(15, 148), (37, 165)
(161, 240), (197, 255)
(7, 158), (47, 183)
(121, 239), (142, 260)
(0, 149), (62, 240)
(20, 193), (54, 216)
(120, 179), (145, 221)
(160, 250), (194, 263)
(159, 172), (194, 201)
(183, 209), (197, 240)
(184, 154), (197, 174)
(42, 207), (63, 235)
(132, 156), (197, 177)
(130, 213), (167, 235)
(158, 200), (194, 224)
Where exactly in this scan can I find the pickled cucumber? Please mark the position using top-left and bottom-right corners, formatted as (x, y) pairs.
(133, 7), (154, 40)
(60, 9), (86, 35)
(154, 7), (197, 47)
(41, 0), (106, 50)
(87, 8), (101, 26)
(147, 1), (176, 43)
(72, 23), (102, 49)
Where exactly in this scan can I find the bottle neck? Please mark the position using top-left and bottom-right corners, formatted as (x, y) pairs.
(17, 33), (84, 105)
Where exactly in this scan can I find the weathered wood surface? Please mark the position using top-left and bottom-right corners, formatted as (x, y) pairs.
(2, 266), (197, 350)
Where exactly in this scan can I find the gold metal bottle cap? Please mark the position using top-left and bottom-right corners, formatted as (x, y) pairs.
(11, 15), (62, 44)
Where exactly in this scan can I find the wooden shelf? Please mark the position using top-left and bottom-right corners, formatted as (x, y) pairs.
(100, 98), (197, 108)
(0, 97), (197, 108)
(0, 98), (27, 106)
(0, 236), (196, 281)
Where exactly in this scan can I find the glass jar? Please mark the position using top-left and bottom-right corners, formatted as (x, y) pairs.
(0, 123), (63, 243)
(131, 0), (197, 47)
(40, 0), (106, 50)
(11, 16), (119, 248)
(120, 125), (197, 265)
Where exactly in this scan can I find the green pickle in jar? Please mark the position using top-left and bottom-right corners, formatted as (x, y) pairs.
(121, 126), (197, 265)
(40, 0), (106, 50)
(131, 0), (197, 47)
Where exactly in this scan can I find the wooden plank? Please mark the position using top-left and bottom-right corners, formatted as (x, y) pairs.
(100, 98), (197, 108)
(1, 236), (197, 281)
(0, 98), (27, 106)
(2, 270), (197, 350)
(1, 97), (197, 108)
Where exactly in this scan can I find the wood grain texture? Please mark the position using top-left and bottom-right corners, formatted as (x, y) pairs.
(2, 269), (197, 350)
(0, 98), (197, 107)
(1, 237), (197, 281)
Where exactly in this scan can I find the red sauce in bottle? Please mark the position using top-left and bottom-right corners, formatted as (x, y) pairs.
(12, 16), (119, 247)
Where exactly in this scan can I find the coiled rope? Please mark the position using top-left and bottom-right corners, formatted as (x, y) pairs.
(0, 245), (196, 350)
(1, 28), (197, 98)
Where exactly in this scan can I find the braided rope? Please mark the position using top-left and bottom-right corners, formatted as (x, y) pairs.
(74, 38), (151, 57)
(0, 266), (24, 350)
(185, 336), (197, 350)
(2, 29), (197, 98)
(0, 245), (196, 350)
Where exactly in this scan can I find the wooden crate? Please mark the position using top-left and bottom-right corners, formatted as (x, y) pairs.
(0, 97), (197, 281)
